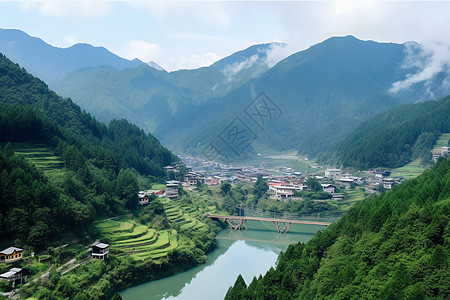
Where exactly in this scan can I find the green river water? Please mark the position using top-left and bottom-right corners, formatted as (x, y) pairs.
(120, 220), (329, 300)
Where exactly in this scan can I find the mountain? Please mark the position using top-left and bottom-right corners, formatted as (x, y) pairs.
(318, 94), (450, 169)
(226, 157), (450, 299)
(50, 42), (280, 134)
(0, 53), (177, 249)
(5, 30), (450, 160)
(154, 36), (444, 157)
(0, 28), (146, 83)
(52, 36), (450, 160)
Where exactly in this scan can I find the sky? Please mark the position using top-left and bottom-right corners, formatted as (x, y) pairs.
(1, 0), (450, 72)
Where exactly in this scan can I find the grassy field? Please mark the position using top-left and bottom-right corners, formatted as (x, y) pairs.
(389, 133), (449, 180)
(434, 133), (450, 148)
(151, 183), (166, 190)
(390, 158), (426, 180)
(344, 189), (366, 203)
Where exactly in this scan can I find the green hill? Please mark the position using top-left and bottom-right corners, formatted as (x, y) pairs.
(225, 157), (450, 299)
(318, 94), (450, 169)
(0, 53), (176, 249)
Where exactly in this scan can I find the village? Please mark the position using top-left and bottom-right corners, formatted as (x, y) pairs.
(136, 154), (407, 205)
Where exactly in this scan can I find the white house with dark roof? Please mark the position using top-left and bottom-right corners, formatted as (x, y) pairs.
(91, 242), (109, 260)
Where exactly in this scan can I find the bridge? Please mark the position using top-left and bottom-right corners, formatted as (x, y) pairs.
(206, 214), (332, 233)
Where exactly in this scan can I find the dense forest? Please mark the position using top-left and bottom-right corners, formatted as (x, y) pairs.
(0, 53), (177, 249)
(318, 95), (450, 169)
(226, 157), (450, 299)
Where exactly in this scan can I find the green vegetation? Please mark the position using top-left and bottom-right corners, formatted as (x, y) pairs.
(0, 53), (178, 250)
(434, 133), (450, 148)
(319, 95), (450, 169)
(390, 158), (426, 180)
(226, 157), (450, 299)
(11, 194), (222, 300)
(0, 54), (226, 299)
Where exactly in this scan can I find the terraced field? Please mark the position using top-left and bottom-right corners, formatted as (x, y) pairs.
(96, 219), (178, 261)
(161, 198), (210, 232)
(95, 196), (218, 261)
(14, 145), (65, 178)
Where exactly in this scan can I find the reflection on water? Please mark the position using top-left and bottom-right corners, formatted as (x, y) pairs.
(120, 221), (328, 300)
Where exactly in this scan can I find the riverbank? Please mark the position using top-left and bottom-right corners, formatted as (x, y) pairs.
(120, 221), (328, 299)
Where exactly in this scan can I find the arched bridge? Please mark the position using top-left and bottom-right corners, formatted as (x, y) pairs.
(205, 214), (331, 233)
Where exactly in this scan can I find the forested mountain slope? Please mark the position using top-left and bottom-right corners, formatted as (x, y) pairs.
(5, 30), (450, 159)
(226, 157), (450, 299)
(165, 36), (407, 156)
(52, 43), (276, 134)
(0, 53), (176, 249)
(318, 94), (450, 169)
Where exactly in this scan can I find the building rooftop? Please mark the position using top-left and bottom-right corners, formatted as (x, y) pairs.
(0, 247), (23, 255)
(93, 242), (109, 249)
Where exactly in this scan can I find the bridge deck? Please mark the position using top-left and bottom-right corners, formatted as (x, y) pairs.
(206, 214), (331, 226)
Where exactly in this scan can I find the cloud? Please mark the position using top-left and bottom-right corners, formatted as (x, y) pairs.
(167, 31), (228, 43)
(175, 52), (222, 70)
(221, 43), (292, 79)
(19, 1), (113, 19)
(63, 34), (77, 47)
(131, 2), (230, 28)
(222, 54), (259, 79)
(263, 43), (293, 68)
(389, 41), (450, 94)
(121, 40), (162, 63)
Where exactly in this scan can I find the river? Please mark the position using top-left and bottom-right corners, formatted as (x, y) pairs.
(120, 218), (330, 300)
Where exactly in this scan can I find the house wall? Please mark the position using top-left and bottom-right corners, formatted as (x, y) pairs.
(0, 251), (22, 262)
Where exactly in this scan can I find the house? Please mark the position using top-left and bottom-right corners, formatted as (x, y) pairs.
(325, 169), (341, 180)
(183, 172), (199, 186)
(375, 170), (391, 180)
(339, 177), (356, 189)
(433, 147), (450, 162)
(0, 247), (23, 263)
(269, 184), (302, 200)
(321, 184), (336, 194)
(0, 267), (25, 287)
(164, 166), (179, 173)
(138, 191), (149, 205)
(205, 177), (218, 186)
(382, 178), (397, 190)
(165, 180), (180, 199)
(183, 172), (204, 186)
(91, 242), (109, 260)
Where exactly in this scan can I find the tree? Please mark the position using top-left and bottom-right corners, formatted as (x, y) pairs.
(225, 274), (247, 300)
(115, 169), (139, 210)
(253, 175), (268, 199)
(306, 177), (322, 191)
(221, 182), (232, 196)
(111, 293), (123, 300)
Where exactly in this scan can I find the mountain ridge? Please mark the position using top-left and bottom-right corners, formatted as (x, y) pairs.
(0, 28), (147, 83)
(3, 29), (450, 160)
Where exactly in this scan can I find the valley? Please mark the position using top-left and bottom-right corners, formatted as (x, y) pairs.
(1, 25), (449, 300)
